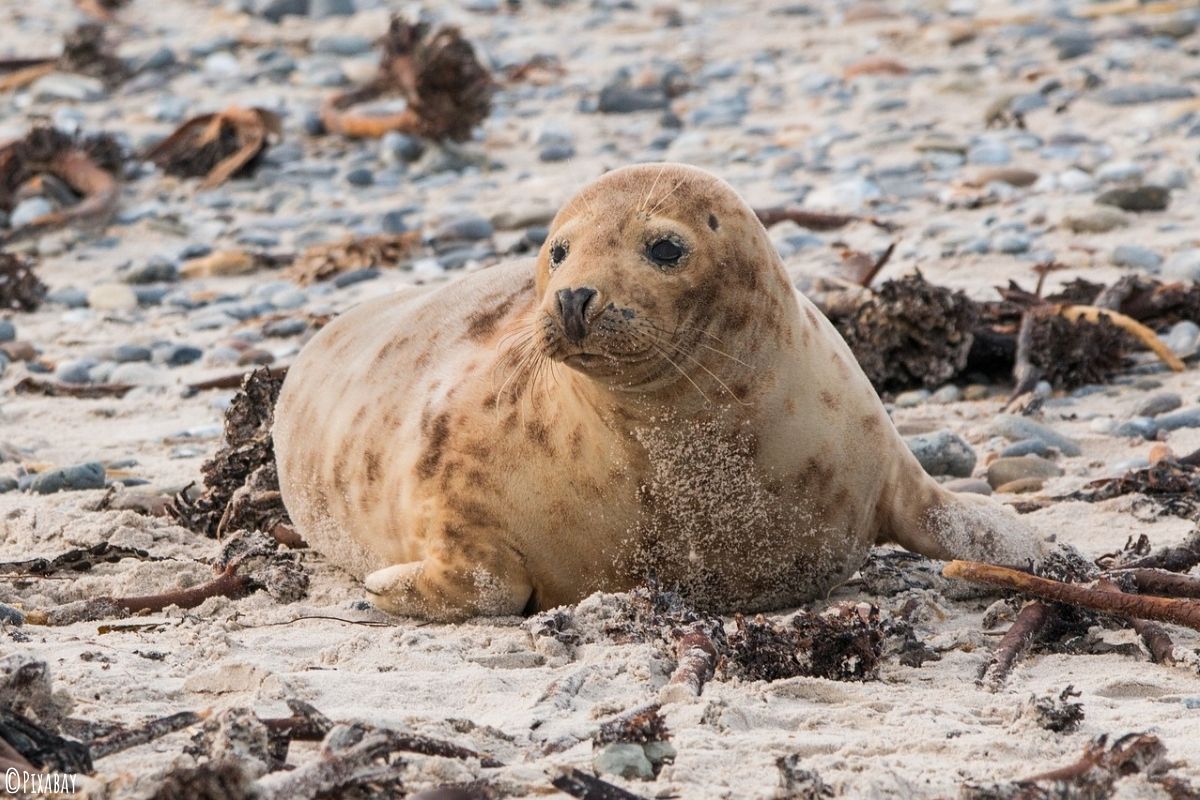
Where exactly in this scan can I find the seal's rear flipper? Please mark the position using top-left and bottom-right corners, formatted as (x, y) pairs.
(877, 479), (1050, 568)
(364, 554), (533, 622)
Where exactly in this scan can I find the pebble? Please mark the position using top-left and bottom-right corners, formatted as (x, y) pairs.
(943, 477), (992, 496)
(9, 198), (54, 229)
(55, 358), (98, 384)
(312, 35), (373, 56)
(30, 72), (104, 102)
(253, 0), (308, 21)
(598, 82), (669, 113)
(154, 344), (203, 367)
(905, 430), (977, 478)
(1161, 251), (1200, 283)
(989, 415), (1082, 456)
(1096, 161), (1144, 184)
(1062, 207), (1128, 233)
(986, 456), (1064, 489)
(930, 385), (962, 404)
(1162, 320), (1199, 358)
(381, 132), (425, 164)
(435, 213), (494, 243)
(1110, 244), (1162, 271)
(262, 318), (308, 338)
(88, 284), (139, 311)
(1115, 416), (1158, 439)
(0, 603), (23, 625)
(894, 389), (930, 408)
(1133, 392), (1182, 418)
(0, 321), (15, 343)
(1154, 407), (1200, 433)
(30, 462), (106, 494)
(966, 141), (1011, 166)
(333, 268), (380, 288)
(269, 289), (307, 310)
(309, 0), (355, 18)
(345, 167), (374, 187)
(993, 477), (1047, 494)
(1089, 416), (1118, 435)
(593, 743), (654, 781)
(109, 362), (165, 386)
(203, 52), (241, 79)
(1095, 84), (1195, 106)
(999, 438), (1050, 458)
(1095, 185), (1170, 212)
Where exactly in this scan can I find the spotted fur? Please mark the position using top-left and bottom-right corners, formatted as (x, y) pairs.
(273, 163), (1048, 621)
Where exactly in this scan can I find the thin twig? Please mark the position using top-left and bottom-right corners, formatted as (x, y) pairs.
(550, 767), (651, 800)
(90, 711), (208, 759)
(753, 205), (897, 233)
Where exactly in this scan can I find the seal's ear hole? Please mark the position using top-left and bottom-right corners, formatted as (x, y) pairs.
(549, 241), (568, 268)
(708, 214), (719, 231)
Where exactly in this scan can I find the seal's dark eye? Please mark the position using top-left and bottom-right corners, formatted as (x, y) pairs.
(549, 242), (568, 268)
(648, 238), (683, 265)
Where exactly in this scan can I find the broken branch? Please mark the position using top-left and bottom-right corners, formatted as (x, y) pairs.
(943, 560), (1200, 631)
(550, 767), (650, 800)
(979, 601), (1052, 688)
(660, 630), (719, 702)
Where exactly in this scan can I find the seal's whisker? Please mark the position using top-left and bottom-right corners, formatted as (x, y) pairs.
(644, 322), (748, 367)
(643, 331), (750, 406)
(645, 176), (687, 218)
(638, 164), (668, 214)
(649, 342), (713, 406)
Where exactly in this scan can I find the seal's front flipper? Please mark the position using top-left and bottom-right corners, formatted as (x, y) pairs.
(877, 477), (1050, 567)
(364, 554), (532, 622)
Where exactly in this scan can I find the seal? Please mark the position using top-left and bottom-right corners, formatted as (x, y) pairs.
(274, 163), (1048, 621)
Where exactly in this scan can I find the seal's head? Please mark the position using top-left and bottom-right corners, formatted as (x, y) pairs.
(531, 163), (796, 396)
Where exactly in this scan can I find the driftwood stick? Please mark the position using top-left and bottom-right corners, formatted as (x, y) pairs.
(943, 561), (1200, 631)
(90, 711), (208, 759)
(1097, 579), (1174, 664)
(185, 366), (289, 394)
(753, 205), (897, 233)
(1113, 568), (1200, 599)
(979, 601), (1052, 688)
(659, 629), (719, 702)
(551, 767), (651, 800)
(115, 564), (252, 614)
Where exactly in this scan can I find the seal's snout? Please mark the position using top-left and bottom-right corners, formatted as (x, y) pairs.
(556, 286), (597, 343)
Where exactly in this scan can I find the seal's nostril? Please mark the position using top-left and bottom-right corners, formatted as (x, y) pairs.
(556, 287), (598, 344)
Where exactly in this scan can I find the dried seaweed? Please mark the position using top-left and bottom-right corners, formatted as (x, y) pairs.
(168, 368), (290, 537)
(833, 271), (979, 392)
(321, 17), (493, 141)
(286, 232), (421, 285)
(1017, 311), (1133, 391)
(0, 126), (122, 242)
(146, 107), (281, 190)
(0, 251), (47, 311)
(58, 23), (128, 85)
(1024, 686), (1084, 733)
(0, 708), (92, 775)
(1070, 460), (1200, 521)
(0, 24), (126, 93)
(151, 761), (255, 800)
(0, 541), (152, 575)
(594, 705), (668, 747)
(776, 755), (834, 799)
(962, 733), (1198, 800)
(721, 604), (884, 682)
